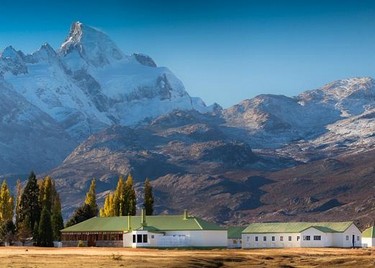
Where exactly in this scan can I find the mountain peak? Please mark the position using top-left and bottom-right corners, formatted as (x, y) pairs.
(60, 21), (124, 68)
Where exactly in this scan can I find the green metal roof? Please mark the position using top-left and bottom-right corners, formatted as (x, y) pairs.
(61, 215), (225, 233)
(227, 226), (246, 239)
(243, 222), (354, 234)
(362, 226), (375, 238)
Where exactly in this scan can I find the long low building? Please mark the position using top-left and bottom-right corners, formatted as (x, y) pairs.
(242, 221), (362, 248)
(61, 210), (227, 248)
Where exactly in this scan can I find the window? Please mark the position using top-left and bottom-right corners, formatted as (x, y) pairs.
(151, 235), (154, 239)
(280, 236), (283, 241)
(288, 236), (292, 241)
(357, 236), (360, 241)
(272, 236), (275, 241)
(133, 235), (136, 243)
(297, 236), (300, 241)
(314, 236), (321, 241)
(137, 234), (143, 243)
(303, 236), (310, 241)
(233, 240), (237, 244)
(346, 235), (349, 241)
(255, 236), (258, 242)
(143, 234), (148, 243)
(263, 236), (267, 242)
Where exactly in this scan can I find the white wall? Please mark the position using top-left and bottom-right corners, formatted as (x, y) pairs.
(362, 237), (375, 247)
(228, 238), (242, 248)
(123, 230), (227, 248)
(332, 224), (362, 248)
(300, 228), (331, 247)
(164, 230), (227, 247)
(242, 233), (302, 248)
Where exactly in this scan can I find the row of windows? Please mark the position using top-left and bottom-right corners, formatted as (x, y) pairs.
(252, 235), (322, 242)
(346, 235), (360, 241)
(62, 233), (123, 241)
(133, 234), (148, 244)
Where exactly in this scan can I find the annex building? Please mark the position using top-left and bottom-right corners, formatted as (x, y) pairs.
(362, 226), (375, 247)
(61, 210), (227, 248)
(242, 221), (362, 248)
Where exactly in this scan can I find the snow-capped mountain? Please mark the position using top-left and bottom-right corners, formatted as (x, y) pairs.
(0, 21), (210, 173)
(223, 77), (375, 149)
(0, 21), (209, 142)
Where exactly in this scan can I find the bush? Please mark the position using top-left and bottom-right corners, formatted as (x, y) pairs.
(77, 240), (85, 247)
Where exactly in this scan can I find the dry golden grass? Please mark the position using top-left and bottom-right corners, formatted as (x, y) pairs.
(0, 247), (373, 268)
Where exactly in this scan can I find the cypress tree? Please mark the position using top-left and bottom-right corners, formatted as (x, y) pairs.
(19, 171), (40, 242)
(38, 207), (53, 247)
(143, 178), (154, 216)
(51, 194), (64, 241)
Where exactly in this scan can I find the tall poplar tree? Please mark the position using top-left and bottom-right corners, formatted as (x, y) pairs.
(15, 179), (22, 230)
(0, 180), (14, 222)
(125, 174), (136, 216)
(143, 178), (154, 216)
(84, 179), (98, 217)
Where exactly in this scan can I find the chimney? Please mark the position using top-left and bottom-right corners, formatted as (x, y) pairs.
(183, 209), (188, 220)
(141, 208), (147, 226)
(127, 214), (132, 231)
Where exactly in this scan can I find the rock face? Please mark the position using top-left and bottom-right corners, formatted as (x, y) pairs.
(0, 22), (209, 173)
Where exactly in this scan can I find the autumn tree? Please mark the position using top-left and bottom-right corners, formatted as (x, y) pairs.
(124, 174), (136, 216)
(15, 179), (22, 230)
(100, 192), (115, 217)
(143, 178), (154, 216)
(0, 180), (14, 223)
(66, 179), (98, 227)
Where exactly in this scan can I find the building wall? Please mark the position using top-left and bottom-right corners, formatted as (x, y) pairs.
(242, 233), (302, 248)
(164, 230), (227, 247)
(362, 237), (375, 247)
(332, 224), (362, 247)
(228, 238), (242, 248)
(300, 228), (331, 247)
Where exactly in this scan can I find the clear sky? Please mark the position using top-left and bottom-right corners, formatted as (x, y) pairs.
(0, 0), (374, 107)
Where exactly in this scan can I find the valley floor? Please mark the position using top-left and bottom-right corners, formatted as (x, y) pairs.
(0, 247), (374, 267)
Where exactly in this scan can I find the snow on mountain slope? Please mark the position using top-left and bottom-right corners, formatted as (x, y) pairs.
(0, 77), (76, 173)
(223, 77), (375, 148)
(0, 22), (209, 141)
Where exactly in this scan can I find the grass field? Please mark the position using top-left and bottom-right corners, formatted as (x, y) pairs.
(0, 247), (374, 267)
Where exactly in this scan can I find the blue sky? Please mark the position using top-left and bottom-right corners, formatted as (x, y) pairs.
(0, 0), (374, 107)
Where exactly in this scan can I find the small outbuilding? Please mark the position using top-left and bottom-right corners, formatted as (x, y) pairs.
(242, 221), (361, 248)
(227, 226), (246, 248)
(61, 210), (227, 248)
(362, 226), (375, 247)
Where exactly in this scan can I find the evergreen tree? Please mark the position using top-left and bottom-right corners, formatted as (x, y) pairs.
(0, 220), (16, 245)
(38, 207), (53, 247)
(66, 204), (94, 227)
(19, 171), (41, 243)
(51, 194), (64, 241)
(124, 174), (136, 216)
(143, 178), (154, 216)
(84, 179), (98, 216)
(0, 180), (14, 223)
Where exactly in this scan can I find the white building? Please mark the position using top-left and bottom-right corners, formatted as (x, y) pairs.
(242, 221), (362, 248)
(362, 226), (375, 247)
(61, 210), (227, 248)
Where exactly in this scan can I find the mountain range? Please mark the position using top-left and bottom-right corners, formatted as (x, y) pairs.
(0, 22), (374, 228)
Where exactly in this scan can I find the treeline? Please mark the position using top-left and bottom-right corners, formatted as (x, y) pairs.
(0, 172), (63, 247)
(0, 172), (154, 246)
(67, 175), (154, 226)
